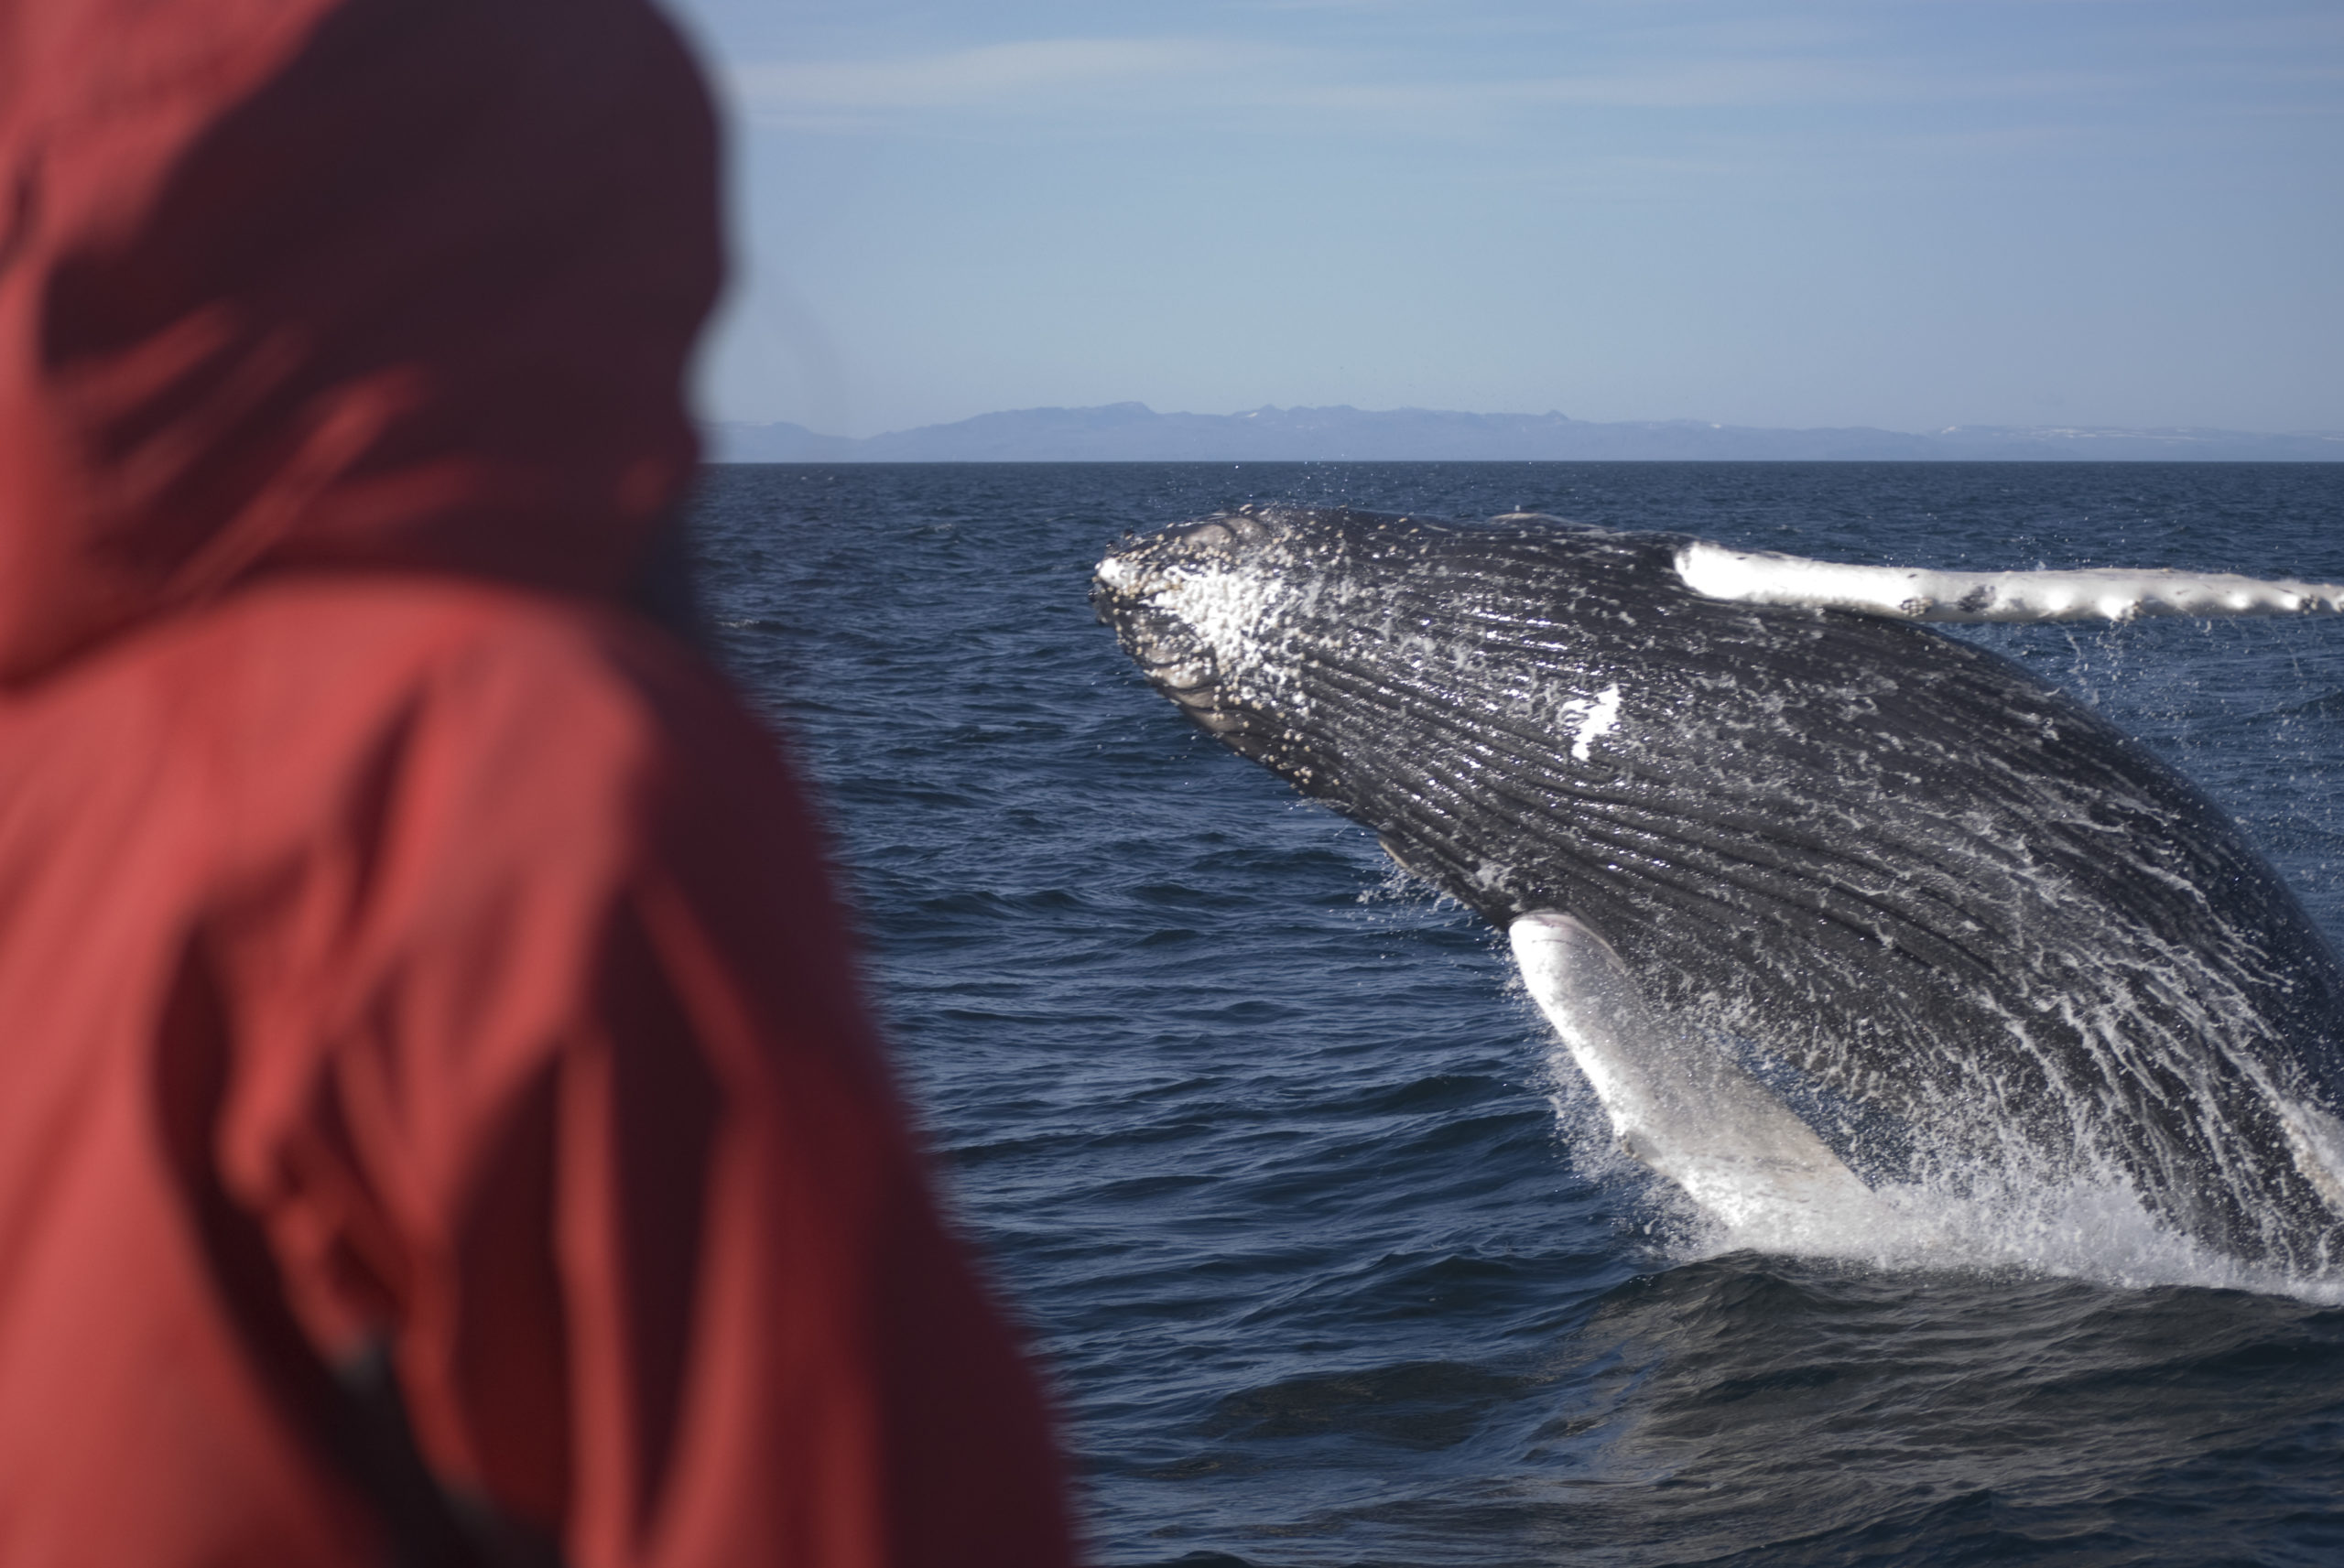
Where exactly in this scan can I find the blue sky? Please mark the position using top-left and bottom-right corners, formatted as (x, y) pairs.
(661, 1), (2341, 438)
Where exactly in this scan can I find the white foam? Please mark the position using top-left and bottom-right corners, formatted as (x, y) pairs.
(1677, 540), (2344, 623)
(1666, 1173), (2344, 1303)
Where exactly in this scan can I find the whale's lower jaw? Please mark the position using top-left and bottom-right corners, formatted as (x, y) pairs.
(1094, 507), (2344, 1276)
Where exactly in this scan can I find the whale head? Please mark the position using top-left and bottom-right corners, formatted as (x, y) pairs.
(1092, 504), (1698, 922)
(1088, 506), (1302, 752)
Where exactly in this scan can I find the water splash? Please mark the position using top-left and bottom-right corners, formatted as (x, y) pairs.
(1532, 1018), (2344, 1304)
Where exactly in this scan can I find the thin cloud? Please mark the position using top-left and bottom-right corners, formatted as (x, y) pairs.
(730, 28), (2295, 137)
(731, 38), (1276, 116)
(1286, 59), (1877, 113)
(1278, 58), (2133, 119)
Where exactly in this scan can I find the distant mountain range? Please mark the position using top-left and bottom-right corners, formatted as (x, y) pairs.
(707, 403), (2344, 463)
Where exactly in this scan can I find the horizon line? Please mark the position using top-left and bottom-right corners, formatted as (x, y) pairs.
(706, 402), (2344, 446)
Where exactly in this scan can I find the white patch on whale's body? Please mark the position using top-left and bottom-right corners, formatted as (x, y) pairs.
(1559, 685), (1622, 762)
(1509, 910), (1882, 1238)
(1677, 540), (2344, 623)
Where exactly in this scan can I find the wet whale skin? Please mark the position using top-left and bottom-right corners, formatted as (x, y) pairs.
(1093, 506), (2344, 1274)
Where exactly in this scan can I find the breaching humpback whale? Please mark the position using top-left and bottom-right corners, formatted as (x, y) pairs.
(1091, 506), (2344, 1277)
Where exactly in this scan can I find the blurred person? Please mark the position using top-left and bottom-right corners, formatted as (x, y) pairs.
(0, 0), (1075, 1563)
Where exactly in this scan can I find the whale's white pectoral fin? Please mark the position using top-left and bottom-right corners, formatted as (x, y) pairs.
(1675, 540), (2344, 624)
(1509, 911), (1877, 1231)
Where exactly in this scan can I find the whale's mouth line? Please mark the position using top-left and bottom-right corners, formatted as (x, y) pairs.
(1129, 648), (1252, 736)
(1093, 597), (1218, 691)
(1142, 657), (1222, 709)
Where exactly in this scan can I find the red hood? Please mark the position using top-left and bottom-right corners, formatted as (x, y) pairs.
(0, 0), (722, 684)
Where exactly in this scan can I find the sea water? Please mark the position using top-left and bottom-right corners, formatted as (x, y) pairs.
(690, 462), (2344, 1568)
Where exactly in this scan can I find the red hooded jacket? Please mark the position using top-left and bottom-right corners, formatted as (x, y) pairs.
(0, 1), (1075, 1563)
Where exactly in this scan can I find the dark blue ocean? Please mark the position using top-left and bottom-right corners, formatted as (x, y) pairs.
(689, 463), (2344, 1568)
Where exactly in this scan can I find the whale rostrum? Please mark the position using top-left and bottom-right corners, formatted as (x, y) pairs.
(1091, 505), (2344, 1277)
